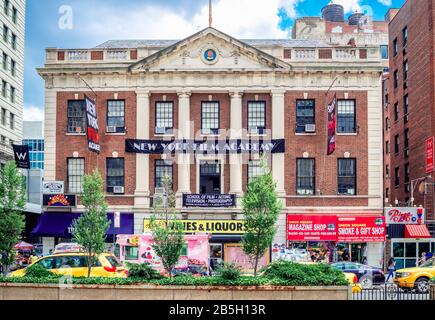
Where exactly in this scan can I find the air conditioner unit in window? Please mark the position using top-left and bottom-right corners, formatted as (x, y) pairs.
(106, 126), (117, 133)
(202, 128), (212, 135)
(347, 189), (355, 195)
(113, 186), (124, 194)
(249, 128), (259, 135)
(155, 127), (166, 135)
(154, 187), (166, 194)
(305, 124), (316, 133)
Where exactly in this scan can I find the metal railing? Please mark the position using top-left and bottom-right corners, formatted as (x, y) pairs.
(352, 283), (432, 301)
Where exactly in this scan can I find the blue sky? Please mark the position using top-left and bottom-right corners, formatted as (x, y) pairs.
(24, 0), (405, 120)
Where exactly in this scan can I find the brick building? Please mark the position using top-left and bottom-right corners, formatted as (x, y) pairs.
(35, 27), (385, 268)
(385, 0), (435, 268)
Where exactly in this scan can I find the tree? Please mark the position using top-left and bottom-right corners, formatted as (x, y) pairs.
(149, 175), (184, 277)
(72, 169), (110, 278)
(0, 162), (26, 275)
(242, 158), (282, 276)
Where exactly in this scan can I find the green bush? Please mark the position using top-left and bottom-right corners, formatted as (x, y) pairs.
(215, 263), (241, 281)
(430, 277), (435, 284)
(125, 262), (163, 280)
(262, 260), (348, 286)
(24, 264), (58, 278)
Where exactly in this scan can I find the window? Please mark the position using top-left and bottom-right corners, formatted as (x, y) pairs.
(385, 141), (390, 154)
(394, 70), (399, 89)
(394, 102), (399, 122)
(403, 60), (409, 81)
(395, 167), (400, 188)
(405, 163), (410, 185)
(296, 99), (315, 133)
(106, 158), (125, 192)
(337, 100), (356, 133)
(9, 112), (14, 129)
(10, 86), (14, 103)
(107, 100), (125, 132)
(2, 24), (8, 43)
(247, 101), (266, 134)
(1, 108), (6, 125)
(402, 26), (408, 47)
(3, 0), (9, 15)
(67, 158), (85, 193)
(385, 117), (390, 130)
(404, 95), (409, 118)
(404, 129), (409, 156)
(67, 100), (86, 133)
(10, 59), (15, 76)
(62, 256), (87, 268)
(201, 101), (219, 134)
(393, 38), (398, 56)
(1, 80), (6, 97)
(380, 45), (389, 59)
(296, 158), (315, 195)
(154, 159), (173, 190)
(337, 159), (356, 195)
(155, 102), (173, 134)
(11, 6), (17, 24)
(385, 188), (389, 200)
(248, 160), (266, 184)
(2, 52), (7, 70)
(394, 135), (399, 154)
(386, 164), (390, 178)
(11, 33), (16, 50)
(124, 246), (139, 260)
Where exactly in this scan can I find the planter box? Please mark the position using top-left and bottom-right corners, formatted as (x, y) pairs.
(0, 283), (349, 300)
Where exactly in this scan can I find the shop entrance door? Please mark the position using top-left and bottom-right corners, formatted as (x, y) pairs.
(200, 160), (221, 194)
(350, 243), (367, 264)
(209, 243), (223, 272)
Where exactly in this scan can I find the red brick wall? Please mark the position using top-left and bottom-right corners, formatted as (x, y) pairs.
(283, 91), (369, 207)
(388, 0), (435, 220)
(56, 91), (137, 206)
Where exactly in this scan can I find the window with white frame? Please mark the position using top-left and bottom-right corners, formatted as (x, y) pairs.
(155, 159), (173, 190)
(107, 100), (125, 132)
(155, 102), (173, 134)
(337, 100), (356, 133)
(106, 158), (125, 192)
(248, 160), (266, 184)
(201, 102), (219, 134)
(67, 100), (86, 133)
(67, 158), (85, 193)
(9, 112), (14, 129)
(337, 158), (356, 195)
(296, 158), (315, 195)
(10, 86), (14, 103)
(247, 101), (266, 134)
(296, 100), (315, 133)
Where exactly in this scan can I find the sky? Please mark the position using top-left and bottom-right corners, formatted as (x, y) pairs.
(24, 0), (406, 121)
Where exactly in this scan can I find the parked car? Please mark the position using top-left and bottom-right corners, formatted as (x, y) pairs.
(393, 258), (435, 293)
(8, 253), (127, 278)
(330, 262), (385, 288)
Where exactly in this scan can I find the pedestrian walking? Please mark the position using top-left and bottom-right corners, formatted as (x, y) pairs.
(418, 252), (427, 266)
(386, 257), (396, 282)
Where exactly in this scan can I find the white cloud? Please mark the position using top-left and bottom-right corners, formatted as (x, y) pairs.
(377, 0), (392, 6)
(23, 105), (44, 122)
(330, 0), (362, 13)
(73, 0), (301, 40)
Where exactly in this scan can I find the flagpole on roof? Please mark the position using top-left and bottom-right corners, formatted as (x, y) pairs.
(209, 0), (213, 28)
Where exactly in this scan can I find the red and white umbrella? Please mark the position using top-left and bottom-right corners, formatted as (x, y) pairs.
(14, 241), (34, 251)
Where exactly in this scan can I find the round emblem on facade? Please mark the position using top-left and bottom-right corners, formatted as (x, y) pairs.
(201, 47), (219, 65)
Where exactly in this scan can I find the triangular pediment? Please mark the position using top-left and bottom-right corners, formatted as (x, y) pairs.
(129, 28), (291, 72)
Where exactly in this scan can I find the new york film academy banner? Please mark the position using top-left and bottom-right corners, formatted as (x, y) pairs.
(85, 96), (100, 154)
(125, 139), (285, 154)
(327, 94), (337, 155)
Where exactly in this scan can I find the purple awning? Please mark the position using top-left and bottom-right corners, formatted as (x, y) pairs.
(31, 212), (134, 238)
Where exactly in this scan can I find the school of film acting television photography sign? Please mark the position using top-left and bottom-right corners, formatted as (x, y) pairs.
(183, 194), (236, 207)
(85, 96), (100, 154)
(384, 207), (425, 225)
(42, 181), (64, 194)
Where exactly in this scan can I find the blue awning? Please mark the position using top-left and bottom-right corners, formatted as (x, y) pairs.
(31, 212), (134, 238)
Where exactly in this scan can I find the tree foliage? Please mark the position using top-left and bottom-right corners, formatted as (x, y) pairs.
(72, 169), (110, 278)
(242, 158), (281, 276)
(0, 162), (26, 275)
(150, 175), (184, 277)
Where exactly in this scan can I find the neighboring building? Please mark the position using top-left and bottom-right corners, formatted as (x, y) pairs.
(36, 27), (385, 266)
(292, 3), (390, 72)
(385, 0), (435, 269)
(0, 0), (25, 168)
(23, 121), (44, 169)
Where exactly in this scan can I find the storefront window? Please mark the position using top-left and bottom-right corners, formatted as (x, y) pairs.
(393, 242), (404, 257)
(405, 243), (416, 258)
(124, 246), (139, 260)
(392, 240), (435, 269)
(419, 243), (430, 256)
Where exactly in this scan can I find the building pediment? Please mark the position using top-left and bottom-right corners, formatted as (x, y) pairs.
(129, 27), (291, 72)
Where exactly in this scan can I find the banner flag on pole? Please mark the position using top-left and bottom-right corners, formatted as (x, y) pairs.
(327, 94), (337, 156)
(85, 95), (100, 154)
(12, 144), (30, 169)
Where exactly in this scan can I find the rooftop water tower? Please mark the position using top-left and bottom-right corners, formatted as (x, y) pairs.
(321, 2), (345, 22)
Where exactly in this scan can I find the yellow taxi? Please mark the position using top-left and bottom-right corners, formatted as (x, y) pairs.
(393, 258), (435, 293)
(8, 252), (127, 278)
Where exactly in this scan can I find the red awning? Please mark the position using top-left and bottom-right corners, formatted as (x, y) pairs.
(405, 225), (431, 239)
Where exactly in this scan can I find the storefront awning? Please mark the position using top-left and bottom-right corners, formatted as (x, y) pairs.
(404, 224), (431, 239)
(31, 212), (134, 238)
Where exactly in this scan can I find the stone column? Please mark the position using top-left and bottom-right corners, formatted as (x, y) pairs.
(271, 90), (286, 198)
(177, 92), (191, 206)
(229, 92), (243, 198)
(134, 90), (151, 208)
